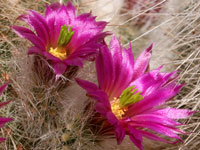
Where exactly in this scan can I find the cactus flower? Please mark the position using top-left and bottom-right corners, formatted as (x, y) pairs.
(12, 1), (107, 78)
(0, 84), (13, 143)
(76, 36), (194, 150)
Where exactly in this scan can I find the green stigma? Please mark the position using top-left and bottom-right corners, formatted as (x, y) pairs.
(119, 86), (143, 107)
(58, 25), (74, 46)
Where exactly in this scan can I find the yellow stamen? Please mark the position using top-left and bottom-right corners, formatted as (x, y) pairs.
(49, 47), (67, 60)
(111, 97), (127, 120)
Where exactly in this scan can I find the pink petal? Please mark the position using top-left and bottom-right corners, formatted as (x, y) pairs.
(131, 114), (182, 126)
(106, 111), (125, 144)
(128, 83), (182, 116)
(130, 122), (182, 141)
(0, 138), (5, 143)
(95, 103), (110, 116)
(150, 107), (195, 119)
(96, 36), (135, 99)
(65, 57), (84, 67)
(132, 43), (153, 80)
(51, 62), (67, 80)
(0, 83), (8, 96)
(68, 32), (108, 59)
(96, 45), (114, 95)
(0, 101), (11, 108)
(26, 10), (49, 44)
(139, 130), (178, 144)
(130, 68), (178, 96)
(12, 26), (45, 50)
(75, 78), (99, 92)
(75, 79), (110, 107)
(28, 46), (44, 55)
(0, 118), (13, 124)
(68, 13), (107, 51)
(128, 126), (144, 150)
(65, 1), (76, 21)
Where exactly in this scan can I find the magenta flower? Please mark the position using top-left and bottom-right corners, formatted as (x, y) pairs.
(12, 1), (107, 78)
(76, 36), (194, 150)
(0, 84), (13, 143)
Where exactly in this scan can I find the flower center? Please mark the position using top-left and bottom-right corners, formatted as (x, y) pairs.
(58, 25), (74, 46)
(110, 86), (144, 120)
(111, 97), (128, 120)
(48, 47), (67, 60)
(48, 25), (74, 60)
(119, 86), (143, 106)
